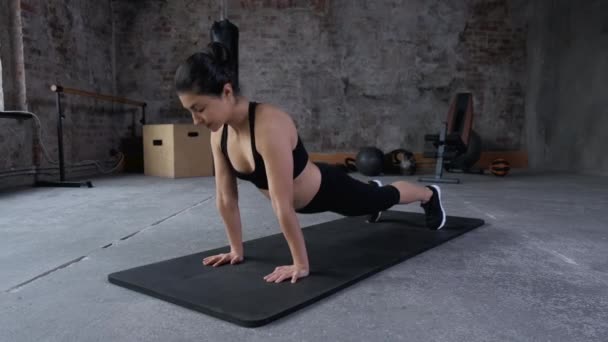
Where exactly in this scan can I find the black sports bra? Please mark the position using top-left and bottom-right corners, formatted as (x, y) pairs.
(220, 101), (309, 190)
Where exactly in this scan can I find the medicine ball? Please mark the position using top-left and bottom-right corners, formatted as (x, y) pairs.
(356, 147), (384, 176)
(490, 158), (511, 177)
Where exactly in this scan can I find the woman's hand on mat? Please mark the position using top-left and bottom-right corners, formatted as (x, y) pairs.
(202, 251), (244, 267)
(264, 264), (310, 284)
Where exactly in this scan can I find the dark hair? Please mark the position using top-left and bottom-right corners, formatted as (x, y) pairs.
(174, 42), (240, 96)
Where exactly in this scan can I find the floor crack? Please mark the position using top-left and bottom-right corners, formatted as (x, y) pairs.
(6, 256), (87, 293)
(4, 196), (214, 293)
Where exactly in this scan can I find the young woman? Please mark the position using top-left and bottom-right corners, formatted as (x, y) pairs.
(174, 43), (446, 284)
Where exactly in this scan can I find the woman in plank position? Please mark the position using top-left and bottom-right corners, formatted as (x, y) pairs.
(174, 43), (446, 284)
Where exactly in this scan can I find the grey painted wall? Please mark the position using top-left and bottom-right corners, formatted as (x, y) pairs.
(526, 0), (608, 175)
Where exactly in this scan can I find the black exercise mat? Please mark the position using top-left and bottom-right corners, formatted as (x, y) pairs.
(108, 211), (484, 327)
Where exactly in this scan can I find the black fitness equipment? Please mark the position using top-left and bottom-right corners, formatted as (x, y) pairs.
(344, 148), (417, 175)
(419, 93), (483, 184)
(210, 0), (239, 90)
(35, 84), (147, 188)
(355, 146), (384, 176)
(344, 157), (357, 173)
(383, 149), (416, 175)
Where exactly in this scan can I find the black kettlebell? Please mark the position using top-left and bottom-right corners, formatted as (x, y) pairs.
(383, 149), (416, 176)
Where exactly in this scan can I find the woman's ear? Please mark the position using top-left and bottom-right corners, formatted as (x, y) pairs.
(223, 83), (239, 105)
(222, 83), (234, 100)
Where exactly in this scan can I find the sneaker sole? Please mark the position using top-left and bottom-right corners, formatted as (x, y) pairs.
(367, 211), (382, 223)
(429, 184), (446, 230)
(370, 179), (382, 187)
(367, 179), (383, 223)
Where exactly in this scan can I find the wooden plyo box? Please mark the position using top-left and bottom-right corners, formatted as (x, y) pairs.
(143, 124), (213, 178)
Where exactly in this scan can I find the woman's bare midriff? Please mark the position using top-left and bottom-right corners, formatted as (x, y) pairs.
(258, 160), (321, 211)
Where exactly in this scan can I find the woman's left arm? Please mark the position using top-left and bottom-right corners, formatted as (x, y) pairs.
(256, 113), (310, 284)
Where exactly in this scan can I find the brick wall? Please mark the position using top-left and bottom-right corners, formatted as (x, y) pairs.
(0, 0), (33, 189)
(114, 0), (529, 153)
(457, 0), (528, 150)
(1, 0), (132, 187)
(1, 0), (531, 189)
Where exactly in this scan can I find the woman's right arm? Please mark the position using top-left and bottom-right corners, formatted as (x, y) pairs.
(210, 131), (243, 254)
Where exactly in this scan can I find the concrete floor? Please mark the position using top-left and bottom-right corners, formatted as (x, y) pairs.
(0, 170), (607, 341)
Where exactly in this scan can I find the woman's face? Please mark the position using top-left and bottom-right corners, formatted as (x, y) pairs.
(178, 85), (234, 132)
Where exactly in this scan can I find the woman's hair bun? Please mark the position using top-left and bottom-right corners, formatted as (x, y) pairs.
(207, 42), (230, 66)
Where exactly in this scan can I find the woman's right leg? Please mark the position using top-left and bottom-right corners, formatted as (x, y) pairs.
(389, 181), (433, 204)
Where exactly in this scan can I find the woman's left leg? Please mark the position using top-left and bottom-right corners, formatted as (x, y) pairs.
(325, 167), (402, 217)
(369, 180), (446, 229)
(296, 163), (445, 230)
